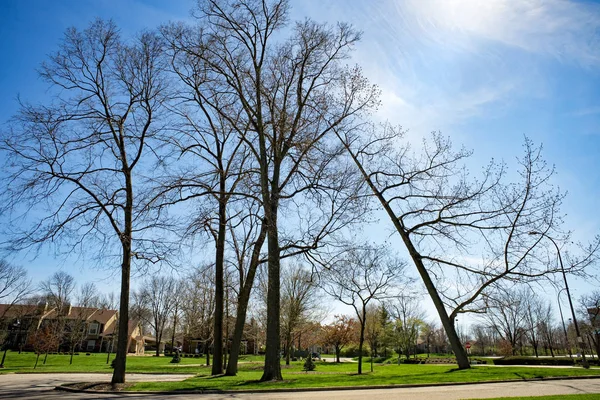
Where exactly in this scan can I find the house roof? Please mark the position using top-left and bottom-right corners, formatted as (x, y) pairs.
(0, 303), (50, 319)
(0, 303), (117, 325)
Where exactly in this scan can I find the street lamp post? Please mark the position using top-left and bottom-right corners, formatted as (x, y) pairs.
(557, 288), (572, 357)
(529, 231), (589, 368)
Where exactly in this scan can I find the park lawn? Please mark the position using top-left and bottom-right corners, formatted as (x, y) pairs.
(128, 361), (600, 392)
(0, 351), (210, 374)
(468, 395), (600, 400)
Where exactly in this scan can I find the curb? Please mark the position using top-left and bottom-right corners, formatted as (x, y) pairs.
(55, 375), (600, 396)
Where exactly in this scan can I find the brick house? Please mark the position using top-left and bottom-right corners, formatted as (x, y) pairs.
(0, 302), (144, 353)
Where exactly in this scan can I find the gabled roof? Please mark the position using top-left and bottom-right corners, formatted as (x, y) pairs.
(0, 303), (117, 324)
(0, 303), (52, 319)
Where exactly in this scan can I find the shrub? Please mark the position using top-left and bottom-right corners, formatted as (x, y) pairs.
(493, 356), (575, 366)
(363, 356), (388, 363)
(341, 345), (370, 357)
(303, 356), (316, 372)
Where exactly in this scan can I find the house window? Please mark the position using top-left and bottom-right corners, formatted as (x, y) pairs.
(88, 322), (99, 335)
(87, 340), (96, 351)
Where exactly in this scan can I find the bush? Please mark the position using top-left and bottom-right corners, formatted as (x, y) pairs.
(303, 356), (316, 372)
(493, 356), (575, 366)
(363, 356), (388, 363)
(340, 345), (370, 358)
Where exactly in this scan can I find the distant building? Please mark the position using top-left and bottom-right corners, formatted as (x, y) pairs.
(0, 302), (144, 354)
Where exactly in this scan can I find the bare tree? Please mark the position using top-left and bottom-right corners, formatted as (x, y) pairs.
(165, 0), (378, 381)
(39, 271), (75, 313)
(387, 293), (426, 361)
(0, 19), (172, 383)
(483, 286), (528, 356)
(137, 276), (177, 357)
(224, 197), (267, 375)
(65, 283), (101, 364)
(470, 323), (494, 356)
(523, 290), (547, 357)
(580, 291), (600, 358)
(0, 261), (33, 368)
(280, 263), (321, 365)
(0, 260), (32, 308)
(364, 304), (385, 372)
(180, 266), (215, 364)
(537, 302), (557, 357)
(322, 244), (405, 374)
(335, 124), (587, 368)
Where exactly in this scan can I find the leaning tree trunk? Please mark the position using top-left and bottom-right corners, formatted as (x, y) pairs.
(339, 135), (471, 370)
(225, 225), (266, 376)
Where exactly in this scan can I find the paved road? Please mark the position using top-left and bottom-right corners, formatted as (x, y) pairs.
(0, 373), (599, 399)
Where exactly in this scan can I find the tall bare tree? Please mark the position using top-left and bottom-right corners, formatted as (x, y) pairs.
(180, 266), (215, 363)
(136, 276), (177, 357)
(483, 286), (528, 355)
(0, 20), (171, 383)
(336, 124), (587, 368)
(0, 260), (32, 308)
(162, 0), (378, 381)
(0, 260), (33, 367)
(322, 244), (405, 374)
(280, 263), (321, 365)
(65, 282), (101, 364)
(580, 291), (600, 358)
(387, 293), (426, 361)
(39, 272), (75, 313)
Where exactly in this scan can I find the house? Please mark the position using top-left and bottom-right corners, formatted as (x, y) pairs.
(0, 302), (144, 354)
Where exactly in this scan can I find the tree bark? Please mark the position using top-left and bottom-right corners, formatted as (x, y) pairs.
(260, 198), (283, 381)
(225, 224), (266, 376)
(212, 188), (227, 375)
(357, 308), (366, 375)
(338, 139), (470, 370)
(111, 239), (131, 384)
(285, 332), (292, 366)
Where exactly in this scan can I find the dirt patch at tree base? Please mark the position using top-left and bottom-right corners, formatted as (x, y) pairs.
(64, 382), (135, 391)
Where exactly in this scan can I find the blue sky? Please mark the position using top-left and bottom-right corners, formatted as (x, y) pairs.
(1, 1), (599, 320)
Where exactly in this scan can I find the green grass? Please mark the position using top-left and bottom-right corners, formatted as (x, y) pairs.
(3, 351), (599, 395)
(468, 395), (600, 400)
(0, 351), (210, 374)
(127, 360), (600, 392)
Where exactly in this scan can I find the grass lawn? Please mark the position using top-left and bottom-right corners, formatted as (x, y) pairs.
(127, 360), (600, 392)
(2, 351), (599, 394)
(469, 396), (600, 400)
(0, 351), (214, 374)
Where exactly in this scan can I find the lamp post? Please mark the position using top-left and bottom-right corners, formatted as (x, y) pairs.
(529, 231), (589, 368)
(557, 288), (572, 357)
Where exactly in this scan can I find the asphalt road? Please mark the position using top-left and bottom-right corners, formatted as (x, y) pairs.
(0, 373), (599, 399)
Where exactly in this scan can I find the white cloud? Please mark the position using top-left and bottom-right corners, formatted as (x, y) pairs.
(402, 0), (600, 67)
(295, 0), (600, 134)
